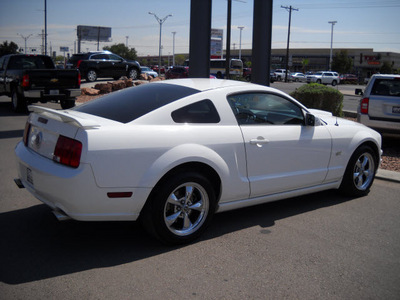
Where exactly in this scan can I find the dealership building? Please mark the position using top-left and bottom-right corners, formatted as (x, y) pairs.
(139, 48), (400, 80)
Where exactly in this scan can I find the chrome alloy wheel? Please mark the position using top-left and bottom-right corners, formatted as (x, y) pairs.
(353, 152), (375, 191)
(163, 182), (209, 236)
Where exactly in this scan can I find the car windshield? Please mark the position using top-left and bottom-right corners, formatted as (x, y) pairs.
(73, 83), (200, 123)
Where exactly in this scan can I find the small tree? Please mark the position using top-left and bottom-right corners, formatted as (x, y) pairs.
(290, 83), (343, 116)
(380, 61), (393, 74)
(331, 50), (353, 73)
(301, 58), (309, 73)
(0, 41), (19, 57)
(174, 54), (186, 66)
(103, 43), (137, 60)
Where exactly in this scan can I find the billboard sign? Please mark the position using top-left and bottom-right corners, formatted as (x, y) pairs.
(77, 25), (112, 42)
(211, 28), (223, 59)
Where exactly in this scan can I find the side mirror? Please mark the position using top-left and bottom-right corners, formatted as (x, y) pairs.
(355, 88), (363, 96)
(306, 113), (315, 126)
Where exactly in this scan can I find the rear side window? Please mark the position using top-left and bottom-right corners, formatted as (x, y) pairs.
(371, 79), (400, 97)
(74, 83), (200, 123)
(8, 56), (54, 69)
(172, 100), (220, 123)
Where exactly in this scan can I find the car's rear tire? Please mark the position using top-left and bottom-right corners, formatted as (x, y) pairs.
(332, 80), (337, 86)
(128, 68), (138, 80)
(316, 79), (322, 84)
(11, 90), (27, 113)
(86, 70), (97, 82)
(60, 99), (75, 109)
(141, 171), (216, 245)
(339, 145), (377, 197)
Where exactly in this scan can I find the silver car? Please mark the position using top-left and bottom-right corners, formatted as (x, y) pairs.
(357, 74), (400, 133)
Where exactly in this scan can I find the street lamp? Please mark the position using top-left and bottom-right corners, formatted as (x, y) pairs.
(18, 33), (33, 53)
(149, 12), (172, 75)
(172, 31), (176, 66)
(238, 26), (244, 60)
(328, 21), (337, 71)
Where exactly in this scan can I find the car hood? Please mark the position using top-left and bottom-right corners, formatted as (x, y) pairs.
(309, 108), (364, 127)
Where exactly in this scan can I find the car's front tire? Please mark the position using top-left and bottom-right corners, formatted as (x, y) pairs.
(141, 171), (216, 245)
(339, 145), (378, 197)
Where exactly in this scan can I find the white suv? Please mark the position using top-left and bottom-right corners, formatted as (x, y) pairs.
(306, 71), (340, 86)
(274, 69), (292, 81)
(357, 74), (400, 133)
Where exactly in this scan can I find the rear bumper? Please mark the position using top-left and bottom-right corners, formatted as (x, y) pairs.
(23, 88), (81, 99)
(15, 141), (150, 221)
(357, 113), (400, 133)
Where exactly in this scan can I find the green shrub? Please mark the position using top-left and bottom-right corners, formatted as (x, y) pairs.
(290, 83), (343, 117)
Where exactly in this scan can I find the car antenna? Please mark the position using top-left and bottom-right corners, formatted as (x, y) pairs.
(335, 116), (339, 126)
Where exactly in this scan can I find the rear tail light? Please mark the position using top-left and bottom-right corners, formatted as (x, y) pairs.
(53, 135), (82, 168)
(76, 60), (82, 68)
(77, 72), (81, 86)
(21, 74), (30, 87)
(360, 97), (369, 114)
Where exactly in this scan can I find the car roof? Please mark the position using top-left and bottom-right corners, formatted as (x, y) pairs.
(371, 74), (400, 79)
(157, 78), (256, 92)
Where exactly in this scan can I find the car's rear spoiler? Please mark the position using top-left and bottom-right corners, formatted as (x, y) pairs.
(28, 105), (101, 129)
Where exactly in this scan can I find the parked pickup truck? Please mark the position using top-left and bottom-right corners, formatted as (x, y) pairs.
(0, 54), (81, 112)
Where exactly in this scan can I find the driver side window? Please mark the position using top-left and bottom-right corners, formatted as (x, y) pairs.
(227, 93), (304, 125)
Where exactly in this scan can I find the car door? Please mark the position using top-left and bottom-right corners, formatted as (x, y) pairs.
(322, 72), (333, 84)
(228, 92), (332, 197)
(0, 56), (6, 94)
(90, 54), (110, 78)
(108, 54), (127, 78)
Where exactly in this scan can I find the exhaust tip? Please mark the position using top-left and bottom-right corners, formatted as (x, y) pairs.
(52, 210), (71, 221)
(14, 178), (25, 189)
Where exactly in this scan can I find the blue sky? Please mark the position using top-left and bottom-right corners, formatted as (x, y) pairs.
(1, 0), (399, 57)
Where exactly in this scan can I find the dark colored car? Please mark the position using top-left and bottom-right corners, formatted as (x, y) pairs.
(340, 74), (358, 84)
(68, 51), (140, 82)
(241, 68), (275, 83)
(165, 66), (189, 79)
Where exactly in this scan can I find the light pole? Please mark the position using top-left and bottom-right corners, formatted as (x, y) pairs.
(172, 31), (176, 66)
(18, 33), (33, 53)
(238, 26), (244, 60)
(149, 12), (172, 75)
(329, 21), (337, 71)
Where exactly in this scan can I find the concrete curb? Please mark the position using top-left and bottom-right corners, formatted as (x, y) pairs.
(376, 169), (400, 183)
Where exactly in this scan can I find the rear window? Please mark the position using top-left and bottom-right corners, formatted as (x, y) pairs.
(371, 79), (400, 97)
(8, 56), (54, 70)
(73, 83), (200, 123)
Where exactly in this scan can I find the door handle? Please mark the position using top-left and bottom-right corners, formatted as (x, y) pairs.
(250, 137), (269, 147)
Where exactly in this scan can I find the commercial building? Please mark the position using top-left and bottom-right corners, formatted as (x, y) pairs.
(139, 48), (400, 80)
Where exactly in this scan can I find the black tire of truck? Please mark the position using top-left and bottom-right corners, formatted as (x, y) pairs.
(60, 99), (76, 110)
(11, 89), (28, 113)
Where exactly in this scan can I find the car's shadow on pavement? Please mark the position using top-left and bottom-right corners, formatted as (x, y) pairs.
(0, 190), (353, 284)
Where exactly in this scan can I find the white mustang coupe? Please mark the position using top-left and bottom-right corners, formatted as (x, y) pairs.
(15, 79), (382, 244)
